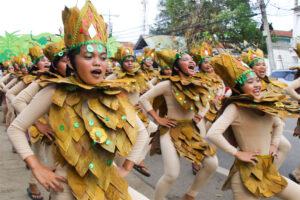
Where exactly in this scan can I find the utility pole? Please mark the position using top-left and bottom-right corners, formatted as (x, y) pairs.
(259, 0), (276, 70)
(141, 0), (148, 34)
(102, 10), (119, 37)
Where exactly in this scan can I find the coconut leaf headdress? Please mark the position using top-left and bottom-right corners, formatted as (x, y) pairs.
(2, 60), (13, 68)
(43, 40), (65, 62)
(142, 47), (156, 61)
(189, 42), (213, 65)
(212, 52), (256, 88)
(14, 54), (31, 68)
(155, 49), (177, 70)
(62, 0), (107, 53)
(241, 48), (264, 68)
(28, 42), (45, 64)
(111, 47), (135, 64)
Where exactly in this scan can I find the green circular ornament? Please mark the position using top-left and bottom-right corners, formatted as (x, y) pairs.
(190, 107), (193, 110)
(183, 100), (187, 104)
(97, 44), (103, 53)
(107, 160), (112, 166)
(59, 125), (65, 131)
(74, 122), (79, 128)
(67, 34), (71, 39)
(87, 44), (94, 52)
(121, 116), (127, 120)
(58, 52), (64, 56)
(105, 117), (110, 121)
(96, 131), (101, 136)
(92, 141), (97, 146)
(89, 121), (94, 126)
(105, 140), (111, 145)
(89, 163), (94, 169)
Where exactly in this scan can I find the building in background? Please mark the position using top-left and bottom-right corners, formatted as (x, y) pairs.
(271, 30), (299, 69)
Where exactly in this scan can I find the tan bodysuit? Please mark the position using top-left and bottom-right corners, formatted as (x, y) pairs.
(140, 80), (218, 199)
(207, 103), (300, 200)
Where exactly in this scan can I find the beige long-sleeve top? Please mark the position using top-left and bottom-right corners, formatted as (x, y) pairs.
(7, 85), (55, 159)
(0, 73), (11, 88)
(206, 103), (283, 156)
(6, 81), (27, 103)
(139, 80), (210, 133)
(12, 81), (41, 114)
(285, 77), (300, 100)
(3, 77), (18, 91)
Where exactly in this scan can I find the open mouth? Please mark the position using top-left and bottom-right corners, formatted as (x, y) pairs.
(253, 88), (261, 96)
(91, 68), (102, 78)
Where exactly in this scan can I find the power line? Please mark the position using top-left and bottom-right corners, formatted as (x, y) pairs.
(156, 13), (259, 35)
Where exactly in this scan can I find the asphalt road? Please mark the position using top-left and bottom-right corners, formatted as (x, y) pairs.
(135, 118), (299, 200)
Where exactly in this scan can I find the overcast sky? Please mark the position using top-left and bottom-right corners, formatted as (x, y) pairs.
(0, 0), (295, 43)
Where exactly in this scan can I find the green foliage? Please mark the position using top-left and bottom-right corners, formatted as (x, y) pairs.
(106, 36), (121, 58)
(0, 31), (61, 63)
(150, 0), (266, 51)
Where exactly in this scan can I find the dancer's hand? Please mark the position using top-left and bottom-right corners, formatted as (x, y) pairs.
(269, 144), (278, 159)
(35, 121), (55, 141)
(135, 103), (143, 112)
(32, 165), (67, 193)
(155, 117), (176, 128)
(25, 156), (67, 193)
(235, 151), (261, 166)
(193, 114), (202, 124)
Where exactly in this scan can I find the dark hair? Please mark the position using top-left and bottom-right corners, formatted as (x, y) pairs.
(171, 57), (180, 76)
(67, 48), (79, 71)
(49, 54), (72, 77)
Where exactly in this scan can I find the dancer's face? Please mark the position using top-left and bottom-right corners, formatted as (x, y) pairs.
(200, 58), (214, 73)
(54, 55), (68, 77)
(73, 44), (107, 85)
(20, 65), (28, 74)
(178, 54), (196, 76)
(241, 72), (262, 100)
(252, 60), (266, 78)
(36, 57), (50, 71)
(14, 63), (20, 71)
(7, 66), (14, 73)
(162, 67), (172, 76)
(122, 56), (135, 72)
(144, 58), (153, 68)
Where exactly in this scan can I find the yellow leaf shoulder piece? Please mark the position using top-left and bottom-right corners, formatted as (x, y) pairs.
(168, 75), (211, 113)
(20, 74), (38, 85)
(226, 93), (300, 118)
(116, 68), (149, 92)
(49, 86), (136, 199)
(268, 77), (288, 89)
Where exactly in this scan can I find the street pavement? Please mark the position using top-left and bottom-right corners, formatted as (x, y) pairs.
(0, 109), (299, 200)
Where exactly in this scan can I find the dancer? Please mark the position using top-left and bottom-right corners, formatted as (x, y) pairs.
(207, 52), (300, 200)
(241, 48), (291, 169)
(107, 47), (157, 178)
(8, 1), (147, 199)
(140, 49), (218, 200)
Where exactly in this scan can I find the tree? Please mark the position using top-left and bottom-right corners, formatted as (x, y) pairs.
(150, 0), (266, 51)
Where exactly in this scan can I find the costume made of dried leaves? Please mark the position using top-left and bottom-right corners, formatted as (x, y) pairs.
(223, 155), (287, 198)
(39, 75), (138, 200)
(194, 72), (224, 122)
(150, 76), (216, 163)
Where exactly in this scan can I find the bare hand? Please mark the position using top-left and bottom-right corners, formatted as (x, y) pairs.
(235, 151), (261, 166)
(32, 164), (67, 193)
(269, 144), (278, 159)
(135, 103), (143, 112)
(35, 121), (55, 141)
(155, 117), (176, 128)
(193, 114), (203, 124)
